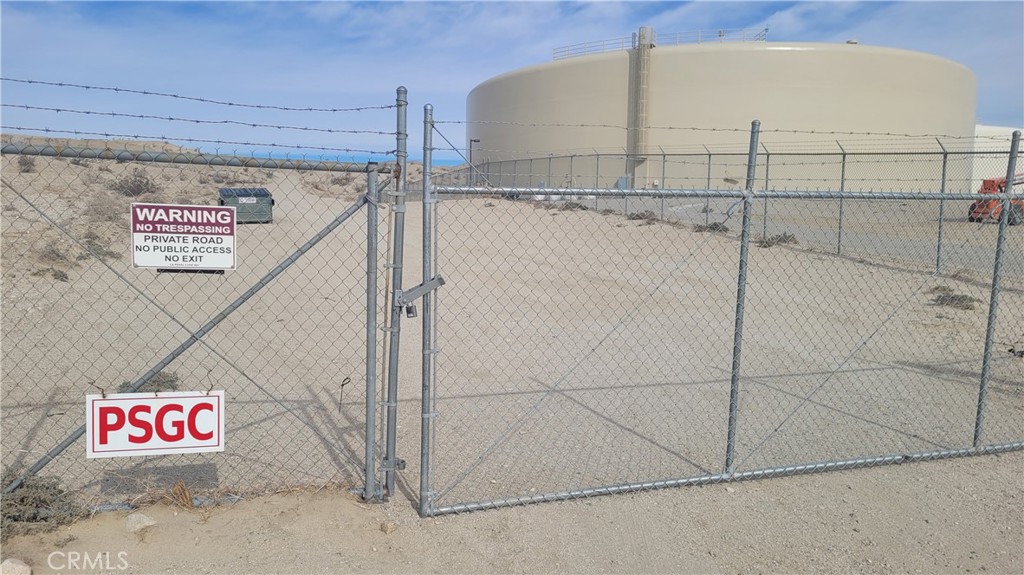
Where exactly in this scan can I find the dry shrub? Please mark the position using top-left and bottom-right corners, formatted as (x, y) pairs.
(79, 170), (104, 186)
(37, 243), (75, 267)
(17, 156), (36, 173)
(559, 201), (589, 212)
(108, 168), (160, 197)
(757, 233), (798, 248)
(1, 467), (81, 542)
(117, 370), (180, 394)
(694, 222), (730, 233)
(625, 210), (656, 221)
(928, 286), (981, 310)
(30, 267), (70, 282)
(84, 192), (126, 223)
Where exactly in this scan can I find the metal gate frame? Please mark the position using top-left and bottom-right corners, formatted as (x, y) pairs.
(1, 87), (412, 504)
(414, 110), (1023, 517)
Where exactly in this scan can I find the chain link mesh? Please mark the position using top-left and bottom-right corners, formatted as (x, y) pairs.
(1, 142), (390, 504)
(423, 146), (1023, 514)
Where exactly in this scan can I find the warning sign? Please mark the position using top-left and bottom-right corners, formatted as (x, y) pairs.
(132, 203), (236, 270)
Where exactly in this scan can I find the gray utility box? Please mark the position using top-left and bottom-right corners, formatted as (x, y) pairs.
(218, 188), (274, 224)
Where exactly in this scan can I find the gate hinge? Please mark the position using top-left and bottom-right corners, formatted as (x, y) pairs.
(381, 458), (406, 472)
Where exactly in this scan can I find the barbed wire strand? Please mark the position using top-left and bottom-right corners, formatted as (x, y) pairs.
(0, 77), (395, 113)
(436, 119), (1014, 141)
(2, 104), (394, 136)
(1, 125), (396, 156)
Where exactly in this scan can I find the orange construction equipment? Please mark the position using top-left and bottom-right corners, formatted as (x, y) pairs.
(968, 172), (1024, 225)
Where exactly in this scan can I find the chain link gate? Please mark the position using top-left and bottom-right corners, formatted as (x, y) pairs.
(1, 87), (411, 506)
(416, 113), (1023, 516)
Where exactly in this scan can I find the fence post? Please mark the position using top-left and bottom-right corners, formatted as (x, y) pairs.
(974, 130), (1020, 447)
(383, 86), (409, 497)
(420, 104), (436, 515)
(762, 146), (771, 239)
(547, 154), (552, 188)
(661, 148), (667, 220)
(364, 164), (380, 502)
(725, 119), (760, 474)
(705, 146), (713, 226)
(935, 139), (949, 273)
(595, 152), (601, 189)
(837, 141), (846, 256)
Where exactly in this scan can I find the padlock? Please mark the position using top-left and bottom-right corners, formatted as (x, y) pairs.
(406, 304), (417, 318)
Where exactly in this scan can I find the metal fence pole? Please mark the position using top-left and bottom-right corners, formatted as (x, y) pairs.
(364, 164), (381, 501)
(547, 154), (552, 188)
(595, 152), (601, 189)
(420, 104), (436, 515)
(837, 142), (847, 256)
(935, 139), (949, 273)
(660, 148), (667, 220)
(661, 149), (667, 189)
(725, 119), (760, 474)
(705, 147), (712, 226)
(383, 86), (409, 497)
(974, 130), (1020, 447)
(762, 149), (771, 239)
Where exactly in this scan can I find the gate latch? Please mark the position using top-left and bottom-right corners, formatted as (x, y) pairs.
(395, 275), (446, 308)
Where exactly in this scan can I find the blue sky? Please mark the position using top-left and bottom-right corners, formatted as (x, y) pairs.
(2, 1), (1022, 163)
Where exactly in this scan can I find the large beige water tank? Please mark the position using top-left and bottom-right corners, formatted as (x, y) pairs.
(466, 36), (978, 191)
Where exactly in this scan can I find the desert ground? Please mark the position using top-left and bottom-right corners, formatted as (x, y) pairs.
(2, 141), (1023, 573)
(1, 452), (1021, 574)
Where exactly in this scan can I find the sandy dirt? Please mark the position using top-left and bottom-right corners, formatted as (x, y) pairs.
(1, 451), (1022, 574)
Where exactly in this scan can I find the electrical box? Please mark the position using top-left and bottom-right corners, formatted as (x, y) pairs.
(218, 188), (274, 224)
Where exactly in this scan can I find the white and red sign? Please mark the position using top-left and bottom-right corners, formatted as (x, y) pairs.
(86, 391), (225, 458)
(131, 203), (236, 270)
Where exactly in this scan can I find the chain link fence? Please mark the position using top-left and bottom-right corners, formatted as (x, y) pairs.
(1, 140), (393, 505)
(416, 123), (1023, 515)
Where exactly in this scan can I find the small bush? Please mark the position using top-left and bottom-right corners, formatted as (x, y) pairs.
(108, 168), (160, 197)
(694, 222), (730, 233)
(1, 467), (81, 542)
(599, 209), (616, 216)
(625, 210), (657, 221)
(559, 201), (589, 212)
(928, 286), (981, 310)
(17, 156), (36, 173)
(32, 267), (70, 282)
(757, 233), (798, 248)
(69, 157), (91, 167)
(117, 370), (180, 394)
(76, 240), (120, 261)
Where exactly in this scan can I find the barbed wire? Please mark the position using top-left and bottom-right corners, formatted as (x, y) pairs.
(434, 120), (628, 130)
(2, 104), (395, 136)
(0, 77), (396, 113)
(1, 126), (396, 156)
(435, 119), (1015, 141)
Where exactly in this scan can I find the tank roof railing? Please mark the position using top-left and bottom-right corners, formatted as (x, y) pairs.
(552, 27), (769, 61)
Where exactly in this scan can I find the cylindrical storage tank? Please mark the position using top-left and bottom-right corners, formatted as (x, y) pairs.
(466, 41), (977, 192)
